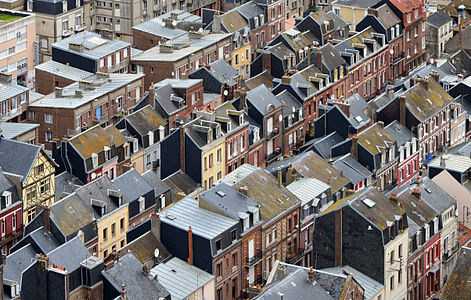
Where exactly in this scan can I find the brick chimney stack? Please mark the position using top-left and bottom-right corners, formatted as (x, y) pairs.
(148, 85), (155, 109)
(188, 226), (193, 266)
(351, 135), (359, 160)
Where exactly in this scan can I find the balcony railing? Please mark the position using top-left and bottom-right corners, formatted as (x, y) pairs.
(266, 127), (279, 140)
(246, 250), (262, 267)
(0, 226), (23, 245)
(286, 248), (304, 264)
(442, 243), (459, 262)
(265, 148), (282, 164)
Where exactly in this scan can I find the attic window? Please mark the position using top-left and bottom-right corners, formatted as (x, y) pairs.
(2, 191), (12, 207)
(362, 198), (376, 208)
(133, 138), (138, 153)
(91, 153), (98, 168)
(104, 146), (111, 160)
(148, 131), (154, 146)
(216, 190), (226, 197)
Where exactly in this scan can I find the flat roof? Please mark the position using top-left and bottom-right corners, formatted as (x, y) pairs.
(429, 154), (471, 173)
(0, 81), (28, 103)
(0, 123), (39, 139)
(29, 73), (144, 109)
(52, 31), (131, 60)
(35, 60), (93, 82)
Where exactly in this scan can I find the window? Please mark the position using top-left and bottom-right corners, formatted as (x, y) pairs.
(35, 163), (44, 175)
(217, 149), (222, 163)
(235, 54), (239, 65)
(3, 191), (12, 207)
(414, 9), (418, 19)
(216, 239), (222, 251)
(62, 0), (67, 12)
(45, 131), (53, 141)
(103, 228), (108, 240)
(40, 179), (50, 194)
(12, 214), (16, 229)
(120, 218), (124, 231)
(216, 263), (222, 277)
(1, 220), (4, 236)
(27, 0), (33, 11)
(407, 13), (411, 23)
(232, 252), (238, 266)
(231, 230), (236, 241)
(209, 153), (213, 168)
(91, 153), (98, 168)
(8, 46), (15, 55)
(111, 223), (116, 237)
(43, 113), (53, 124)
(139, 197), (145, 212)
(390, 275), (394, 290)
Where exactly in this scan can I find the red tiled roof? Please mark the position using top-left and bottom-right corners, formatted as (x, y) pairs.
(388, 0), (421, 13)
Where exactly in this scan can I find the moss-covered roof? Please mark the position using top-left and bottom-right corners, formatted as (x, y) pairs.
(70, 124), (127, 159)
(358, 123), (396, 155)
(404, 78), (454, 122)
(441, 247), (471, 299)
(221, 10), (248, 33)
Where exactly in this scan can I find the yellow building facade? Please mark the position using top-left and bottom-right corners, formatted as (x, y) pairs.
(22, 150), (56, 224)
(202, 138), (226, 190)
(231, 43), (251, 77)
(97, 205), (129, 258)
(331, 5), (368, 25)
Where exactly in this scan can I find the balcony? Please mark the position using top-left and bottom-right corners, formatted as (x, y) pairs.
(286, 248), (304, 264)
(62, 29), (74, 38)
(1, 108), (23, 122)
(107, 59), (128, 73)
(265, 148), (281, 164)
(266, 127), (279, 140)
(391, 53), (405, 65)
(245, 250), (262, 267)
(75, 23), (86, 32)
(114, 104), (127, 116)
(442, 243), (459, 262)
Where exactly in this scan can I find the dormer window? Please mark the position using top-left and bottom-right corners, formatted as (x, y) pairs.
(104, 146), (111, 160)
(139, 196), (145, 212)
(259, 14), (264, 25)
(253, 207), (259, 224)
(227, 122), (231, 132)
(62, 0), (67, 12)
(2, 191), (12, 207)
(254, 16), (259, 27)
(27, 0), (33, 11)
(239, 115), (244, 124)
(148, 131), (154, 146)
(254, 128), (260, 142)
(91, 153), (98, 168)
(76, 0), (80, 8)
(243, 216), (249, 230)
(133, 138), (138, 153)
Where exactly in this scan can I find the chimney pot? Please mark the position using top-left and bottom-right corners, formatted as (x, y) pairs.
(308, 268), (315, 283)
(377, 121), (384, 128)
(412, 188), (421, 199)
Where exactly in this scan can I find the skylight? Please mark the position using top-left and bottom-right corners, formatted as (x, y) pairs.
(362, 198), (376, 208)
(216, 190), (226, 197)
(355, 115), (363, 122)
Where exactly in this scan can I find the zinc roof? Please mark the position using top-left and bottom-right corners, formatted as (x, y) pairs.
(286, 178), (330, 206)
(160, 197), (238, 240)
(35, 60), (93, 82)
(0, 123), (39, 139)
(0, 81), (28, 103)
(429, 153), (471, 173)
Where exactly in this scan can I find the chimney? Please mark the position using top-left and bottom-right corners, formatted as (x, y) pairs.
(340, 169), (344, 177)
(316, 50), (323, 70)
(43, 205), (50, 232)
(151, 214), (161, 241)
(410, 77), (415, 87)
(262, 52), (271, 74)
(142, 265), (150, 276)
(148, 85), (155, 109)
(334, 101), (350, 118)
(181, 73), (188, 80)
(399, 95), (406, 126)
(120, 284), (127, 300)
(0, 71), (13, 83)
(239, 88), (247, 112)
(390, 193), (398, 205)
(281, 74), (291, 85)
(377, 121), (384, 129)
(418, 78), (429, 90)
(351, 135), (359, 160)
(308, 268), (315, 283)
(238, 186), (249, 197)
(37, 253), (50, 270)
(367, 8), (378, 17)
(277, 168), (283, 187)
(176, 190), (186, 201)
(412, 188), (421, 199)
(286, 164), (295, 185)
(188, 226), (193, 266)
(430, 71), (439, 83)
(55, 87), (63, 98)
(212, 13), (222, 33)
(179, 124), (185, 173)
(276, 266), (286, 280)
(334, 209), (342, 267)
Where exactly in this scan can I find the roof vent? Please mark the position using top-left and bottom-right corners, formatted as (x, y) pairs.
(216, 190), (226, 197)
(362, 198), (376, 208)
(166, 214), (176, 220)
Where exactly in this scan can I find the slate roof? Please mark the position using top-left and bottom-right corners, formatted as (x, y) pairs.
(75, 176), (122, 219)
(52, 31), (130, 60)
(275, 90), (302, 117)
(332, 154), (373, 185)
(47, 236), (91, 271)
(54, 171), (83, 202)
(426, 12), (452, 28)
(321, 266), (384, 300)
(257, 263), (350, 300)
(142, 170), (171, 197)
(153, 83), (183, 117)
(413, 177), (456, 214)
(0, 168), (20, 210)
(243, 70), (274, 90)
(207, 59), (239, 87)
(199, 183), (259, 220)
(160, 197), (238, 239)
(232, 169), (300, 223)
(123, 106), (167, 136)
(69, 124), (127, 159)
(343, 93), (370, 128)
(113, 169), (154, 204)
(441, 247), (471, 299)
(307, 132), (344, 159)
(221, 9), (248, 33)
(3, 244), (36, 284)
(333, 0), (381, 8)
(0, 81), (28, 103)
(384, 121), (413, 147)
(120, 231), (171, 264)
(375, 4), (401, 29)
(50, 193), (95, 241)
(246, 84), (282, 115)
(319, 43), (346, 71)
(163, 170), (199, 197)
(357, 123), (396, 156)
(0, 138), (42, 183)
(102, 253), (170, 300)
(236, 1), (265, 29)
(150, 257), (214, 300)
(266, 151), (350, 194)
(35, 60), (93, 81)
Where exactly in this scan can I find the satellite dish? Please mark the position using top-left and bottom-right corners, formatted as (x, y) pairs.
(172, 20), (177, 27)
(154, 248), (160, 258)
(223, 90), (228, 96)
(278, 115), (282, 122)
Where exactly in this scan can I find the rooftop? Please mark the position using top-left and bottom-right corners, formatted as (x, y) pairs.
(160, 197), (238, 239)
(150, 257), (214, 300)
(286, 178), (330, 206)
(0, 123), (39, 139)
(35, 60), (93, 82)
(0, 138), (43, 183)
(441, 247), (471, 299)
(426, 12), (452, 28)
(429, 153), (471, 173)
(52, 31), (130, 60)
(0, 81), (28, 104)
